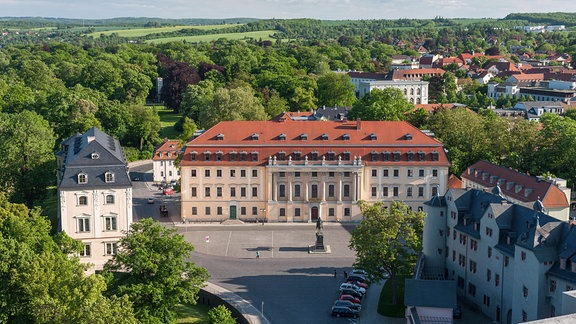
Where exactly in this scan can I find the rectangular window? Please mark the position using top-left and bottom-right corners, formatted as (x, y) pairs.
(371, 186), (377, 197)
(523, 286), (528, 298)
(241, 207), (246, 215)
(418, 186), (424, 197)
(311, 185), (318, 198)
(241, 170), (246, 177)
(393, 187), (399, 197)
(230, 187), (236, 197)
(230, 169), (236, 177)
(217, 187), (223, 197)
(406, 187), (413, 197)
(295, 208), (301, 217)
(418, 169), (425, 177)
(80, 244), (91, 257)
(252, 207), (258, 216)
(407, 169), (414, 177)
(468, 283), (476, 297)
(105, 242), (118, 256)
(77, 218), (90, 232)
(328, 208), (335, 216)
(383, 169), (389, 177)
(252, 187), (258, 197)
(344, 208), (351, 216)
(311, 172), (318, 177)
(104, 216), (117, 231)
(432, 169), (438, 177)
(344, 172), (350, 177)
(204, 169), (210, 177)
(191, 170), (197, 177)
(205, 187), (211, 197)
(495, 274), (500, 287)
(521, 251), (526, 261)
(383, 186), (389, 197)
(372, 169), (377, 177)
(217, 207), (223, 215)
(192, 207), (197, 215)
(294, 184), (301, 197)
(393, 169), (399, 177)
(487, 269), (491, 282)
(488, 247), (492, 258)
(432, 186), (438, 197)
(550, 280), (557, 293)
(295, 172), (301, 177)
(279, 172), (285, 177)
(279, 208), (286, 217)
(217, 169), (222, 177)
(343, 184), (350, 197)
(241, 187), (247, 197)
(328, 185), (335, 197)
(279, 185), (286, 198)
(205, 207), (211, 215)
(252, 169), (258, 177)
(328, 172), (334, 177)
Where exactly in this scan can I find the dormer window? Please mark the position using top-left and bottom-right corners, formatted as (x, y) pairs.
(342, 151), (351, 161)
(279, 133), (286, 141)
(251, 133), (259, 141)
(293, 151), (301, 161)
(105, 171), (114, 183)
(159, 152), (164, 158)
(91, 152), (100, 159)
(310, 151), (319, 161)
(327, 151), (336, 161)
(407, 151), (415, 161)
(204, 151), (211, 161)
(240, 151), (248, 161)
(371, 151), (379, 162)
(216, 151), (223, 161)
(418, 151), (425, 161)
(405, 133), (413, 140)
(78, 172), (88, 184)
(229, 151), (237, 161)
(432, 151), (439, 161)
(370, 133), (377, 141)
(190, 151), (197, 161)
(382, 151), (390, 161)
(321, 134), (329, 140)
(251, 152), (259, 162)
(342, 134), (350, 140)
(278, 151), (286, 161)
(393, 151), (401, 162)
(300, 134), (308, 140)
(216, 133), (224, 140)
(167, 152), (172, 157)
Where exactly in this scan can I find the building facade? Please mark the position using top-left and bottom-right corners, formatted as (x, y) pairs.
(56, 127), (132, 269)
(179, 119), (450, 223)
(152, 139), (182, 183)
(423, 187), (576, 323)
(357, 80), (429, 104)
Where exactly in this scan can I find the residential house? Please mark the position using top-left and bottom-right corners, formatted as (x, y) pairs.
(346, 71), (388, 97)
(357, 80), (429, 104)
(514, 101), (567, 121)
(56, 127), (132, 270)
(153, 139), (182, 183)
(179, 119), (450, 223)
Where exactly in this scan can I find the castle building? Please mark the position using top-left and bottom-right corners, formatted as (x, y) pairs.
(179, 118), (449, 223)
(56, 127), (132, 269)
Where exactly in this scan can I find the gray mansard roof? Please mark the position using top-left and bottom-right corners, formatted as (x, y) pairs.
(58, 127), (131, 190)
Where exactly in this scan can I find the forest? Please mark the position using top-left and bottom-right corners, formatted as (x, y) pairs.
(0, 13), (576, 211)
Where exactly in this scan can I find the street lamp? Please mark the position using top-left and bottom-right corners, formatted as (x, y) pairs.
(260, 208), (266, 225)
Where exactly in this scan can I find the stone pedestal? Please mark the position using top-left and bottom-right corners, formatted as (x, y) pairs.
(309, 231), (331, 254)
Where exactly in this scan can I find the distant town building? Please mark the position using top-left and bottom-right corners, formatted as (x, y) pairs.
(357, 80), (429, 104)
(152, 139), (182, 183)
(56, 127), (132, 270)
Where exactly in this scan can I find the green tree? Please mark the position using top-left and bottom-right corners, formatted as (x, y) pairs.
(208, 305), (236, 324)
(0, 111), (55, 207)
(349, 200), (424, 304)
(178, 116), (198, 145)
(316, 72), (357, 107)
(104, 219), (210, 323)
(348, 88), (413, 121)
(0, 195), (137, 323)
(198, 86), (268, 129)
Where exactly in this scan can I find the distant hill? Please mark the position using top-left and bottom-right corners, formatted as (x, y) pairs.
(504, 12), (576, 26)
(0, 17), (260, 28)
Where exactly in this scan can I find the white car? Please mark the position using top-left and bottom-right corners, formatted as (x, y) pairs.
(350, 269), (368, 277)
(339, 283), (366, 295)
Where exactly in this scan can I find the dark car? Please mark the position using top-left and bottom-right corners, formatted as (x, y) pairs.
(347, 275), (368, 284)
(340, 288), (363, 299)
(333, 300), (361, 311)
(331, 306), (359, 318)
(339, 294), (361, 304)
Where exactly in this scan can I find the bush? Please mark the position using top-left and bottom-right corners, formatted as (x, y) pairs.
(207, 304), (236, 324)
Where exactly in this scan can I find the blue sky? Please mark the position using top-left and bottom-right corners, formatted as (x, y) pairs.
(1, 0), (575, 20)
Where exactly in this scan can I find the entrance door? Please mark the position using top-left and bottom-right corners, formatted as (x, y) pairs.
(311, 206), (319, 222)
(229, 206), (237, 220)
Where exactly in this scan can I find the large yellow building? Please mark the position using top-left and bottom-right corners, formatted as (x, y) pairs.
(180, 118), (450, 223)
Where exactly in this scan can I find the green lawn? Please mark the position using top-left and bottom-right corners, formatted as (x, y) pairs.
(155, 106), (181, 140)
(176, 303), (211, 324)
(378, 276), (407, 317)
(88, 24), (241, 38)
(145, 30), (277, 44)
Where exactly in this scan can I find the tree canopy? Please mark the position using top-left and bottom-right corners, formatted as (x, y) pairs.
(348, 88), (413, 121)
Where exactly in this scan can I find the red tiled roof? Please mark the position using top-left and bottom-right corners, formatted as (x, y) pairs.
(461, 160), (568, 208)
(181, 120), (450, 167)
(448, 174), (462, 189)
(510, 73), (544, 81)
(153, 139), (182, 161)
(270, 111), (313, 121)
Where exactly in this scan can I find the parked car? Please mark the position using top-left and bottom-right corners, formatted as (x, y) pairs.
(170, 179), (177, 186)
(333, 300), (361, 311)
(331, 306), (359, 318)
(147, 197), (154, 204)
(340, 288), (363, 299)
(347, 275), (368, 284)
(339, 294), (361, 304)
(339, 283), (366, 294)
(347, 280), (368, 289)
(350, 269), (368, 277)
(163, 188), (174, 195)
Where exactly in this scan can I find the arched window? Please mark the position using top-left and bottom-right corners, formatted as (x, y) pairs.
(416, 98), (421, 104)
(410, 98), (414, 103)
(410, 88), (414, 95)
(403, 89), (407, 95)
(78, 196), (88, 205)
(417, 88), (421, 95)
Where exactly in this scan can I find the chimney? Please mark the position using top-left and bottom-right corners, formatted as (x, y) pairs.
(356, 118), (362, 130)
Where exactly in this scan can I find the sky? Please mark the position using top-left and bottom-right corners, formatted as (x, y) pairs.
(1, 0), (576, 21)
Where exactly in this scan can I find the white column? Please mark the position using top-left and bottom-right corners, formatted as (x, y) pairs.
(338, 175), (342, 202)
(322, 173), (326, 202)
(305, 174), (309, 202)
(351, 173), (357, 202)
(273, 173), (277, 201)
(288, 174), (293, 202)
